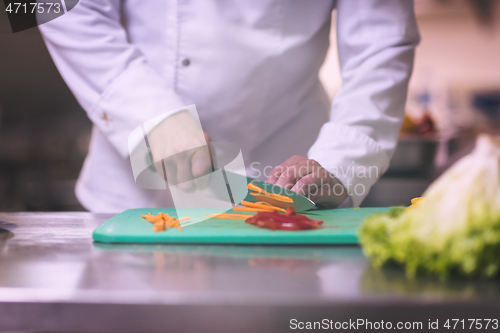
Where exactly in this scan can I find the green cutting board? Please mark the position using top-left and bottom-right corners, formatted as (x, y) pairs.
(93, 207), (390, 245)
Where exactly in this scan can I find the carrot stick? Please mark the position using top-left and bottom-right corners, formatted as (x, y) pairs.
(255, 201), (274, 206)
(247, 182), (266, 193)
(249, 191), (294, 203)
(141, 212), (163, 223)
(267, 193), (293, 203)
(232, 206), (277, 213)
(166, 216), (183, 231)
(241, 200), (286, 212)
(153, 221), (165, 232)
(206, 213), (253, 220)
(163, 216), (174, 226)
(247, 183), (293, 203)
(142, 213), (188, 231)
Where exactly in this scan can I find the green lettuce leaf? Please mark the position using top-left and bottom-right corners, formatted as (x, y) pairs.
(359, 135), (500, 279)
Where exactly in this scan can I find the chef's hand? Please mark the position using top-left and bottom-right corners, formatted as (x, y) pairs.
(266, 155), (348, 208)
(148, 111), (213, 192)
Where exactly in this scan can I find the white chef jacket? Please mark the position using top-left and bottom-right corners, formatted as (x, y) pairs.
(39, 0), (419, 212)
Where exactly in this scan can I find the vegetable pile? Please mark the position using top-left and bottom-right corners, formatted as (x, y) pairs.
(207, 182), (291, 219)
(206, 182), (326, 231)
(141, 212), (190, 232)
(359, 134), (500, 278)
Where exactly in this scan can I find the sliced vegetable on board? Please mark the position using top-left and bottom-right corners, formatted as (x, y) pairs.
(247, 182), (294, 203)
(141, 212), (190, 232)
(246, 207), (323, 231)
(207, 183), (327, 231)
(206, 213), (253, 220)
(239, 200), (286, 212)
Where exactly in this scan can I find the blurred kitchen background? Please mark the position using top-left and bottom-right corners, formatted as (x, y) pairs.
(0, 0), (499, 211)
(321, 0), (500, 207)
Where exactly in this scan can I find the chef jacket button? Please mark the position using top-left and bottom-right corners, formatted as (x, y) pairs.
(182, 58), (190, 66)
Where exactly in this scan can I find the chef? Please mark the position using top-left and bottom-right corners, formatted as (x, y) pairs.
(39, 0), (419, 213)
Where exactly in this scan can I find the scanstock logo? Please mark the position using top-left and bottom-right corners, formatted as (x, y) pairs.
(3, 0), (79, 32)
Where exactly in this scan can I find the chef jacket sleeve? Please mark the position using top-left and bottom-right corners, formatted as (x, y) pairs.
(38, 0), (185, 158)
(307, 0), (420, 207)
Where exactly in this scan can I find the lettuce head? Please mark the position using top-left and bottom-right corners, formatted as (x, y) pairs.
(359, 134), (500, 278)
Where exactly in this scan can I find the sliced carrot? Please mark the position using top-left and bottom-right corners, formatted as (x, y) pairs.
(141, 212), (163, 223)
(153, 221), (165, 232)
(206, 213), (253, 220)
(247, 182), (266, 193)
(165, 216), (183, 231)
(411, 197), (423, 205)
(405, 197), (424, 211)
(267, 194), (293, 203)
(255, 201), (271, 205)
(163, 216), (174, 226)
(142, 213), (188, 232)
(232, 206), (277, 213)
(249, 191), (294, 203)
(241, 200), (286, 213)
(247, 183), (293, 203)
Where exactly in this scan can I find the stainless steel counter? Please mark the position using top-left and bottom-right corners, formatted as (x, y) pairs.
(1, 212), (499, 332)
